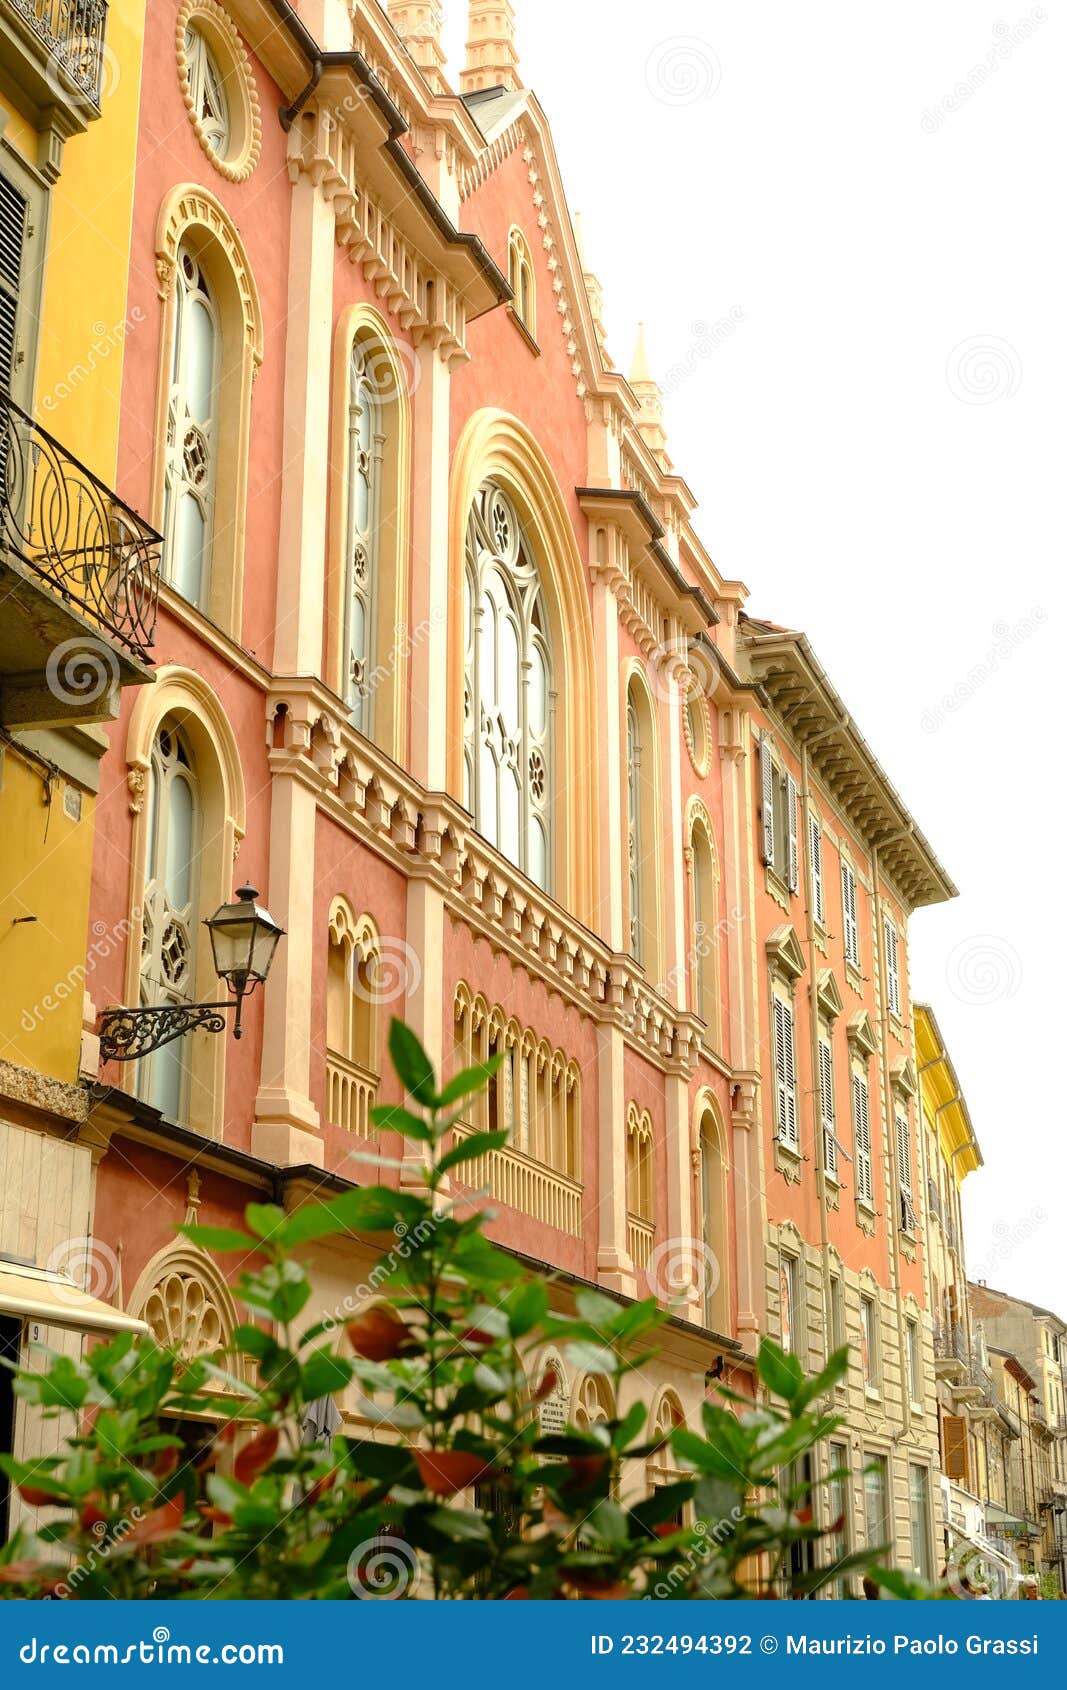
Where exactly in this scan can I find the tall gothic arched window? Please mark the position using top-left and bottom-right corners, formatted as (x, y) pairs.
(690, 815), (718, 1036)
(163, 246), (220, 608)
(140, 721), (202, 1124)
(627, 696), (643, 960)
(463, 482), (552, 890)
(344, 343), (384, 734)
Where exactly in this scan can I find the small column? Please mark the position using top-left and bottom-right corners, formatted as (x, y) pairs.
(407, 339), (454, 793)
(253, 737), (323, 1167)
(387, 2), (450, 94)
(596, 1014), (635, 1295)
(460, 1), (522, 93)
(273, 129), (337, 677)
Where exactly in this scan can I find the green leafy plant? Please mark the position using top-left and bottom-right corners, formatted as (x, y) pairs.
(0, 1021), (937, 1600)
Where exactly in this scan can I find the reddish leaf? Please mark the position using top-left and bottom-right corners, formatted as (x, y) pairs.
(503, 1585), (530, 1600)
(413, 1449), (494, 1496)
(152, 1446), (179, 1479)
(79, 1499), (108, 1531)
(17, 1484), (65, 1507)
(235, 1426), (280, 1486)
(534, 1368), (559, 1402)
(565, 1573), (631, 1599)
(198, 1506), (232, 1526)
(0, 1560), (53, 1583)
(126, 1497), (185, 1545)
(346, 1307), (411, 1362)
(457, 1327), (495, 1348)
(562, 1455), (609, 1489)
(794, 1506), (814, 1525)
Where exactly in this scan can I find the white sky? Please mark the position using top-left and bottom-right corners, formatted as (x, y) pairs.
(443, 2), (1066, 1315)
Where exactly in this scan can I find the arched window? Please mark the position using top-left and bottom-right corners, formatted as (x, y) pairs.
(140, 720), (202, 1124)
(343, 341), (384, 735)
(508, 228), (535, 336)
(626, 1103), (655, 1268)
(325, 904), (381, 1136)
(463, 481), (552, 890)
(690, 813), (719, 1038)
(626, 676), (659, 972)
(163, 246), (220, 609)
(698, 1105), (729, 1333)
(183, 23), (230, 155)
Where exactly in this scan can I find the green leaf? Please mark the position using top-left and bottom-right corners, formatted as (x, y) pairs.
(587, 1499), (630, 1546)
(245, 1203), (288, 1241)
(300, 1349), (353, 1400)
(232, 1324), (274, 1359)
(612, 1399), (647, 1450)
(757, 1338), (805, 1403)
(388, 1019), (438, 1107)
(564, 1340), (618, 1375)
(369, 1104), (434, 1143)
(436, 1057), (503, 1107)
(180, 1225), (255, 1253)
(628, 1481), (696, 1537)
(437, 1131), (509, 1175)
(575, 1288), (623, 1329)
(425, 1507), (492, 1543)
(793, 1345), (849, 1412)
(506, 1281), (548, 1338)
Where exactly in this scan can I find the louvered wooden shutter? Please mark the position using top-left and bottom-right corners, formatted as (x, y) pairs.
(786, 772), (799, 892)
(819, 1036), (837, 1178)
(842, 862), (859, 967)
(810, 816), (825, 925)
(774, 996), (798, 1147)
(942, 1414), (969, 1486)
(896, 1112), (912, 1194)
(760, 738), (775, 868)
(884, 917), (901, 1017)
(0, 172), (28, 394)
(853, 1072), (872, 1203)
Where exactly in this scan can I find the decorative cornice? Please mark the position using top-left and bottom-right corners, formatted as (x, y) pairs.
(847, 1009), (878, 1059)
(766, 923), (806, 984)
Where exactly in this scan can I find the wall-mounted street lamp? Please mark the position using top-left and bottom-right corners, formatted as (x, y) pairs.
(98, 885), (284, 1064)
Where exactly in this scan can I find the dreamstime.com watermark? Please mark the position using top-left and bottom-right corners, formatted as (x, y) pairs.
(922, 11), (1046, 132)
(39, 310), (145, 417)
(320, 1213), (442, 1340)
(20, 912), (138, 1034)
(18, 1630), (283, 1666)
(969, 1208), (1047, 1284)
(920, 608), (1046, 733)
(642, 1507), (745, 1599)
(661, 312), (746, 398)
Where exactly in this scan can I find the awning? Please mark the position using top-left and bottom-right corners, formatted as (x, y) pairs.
(0, 1263), (149, 1337)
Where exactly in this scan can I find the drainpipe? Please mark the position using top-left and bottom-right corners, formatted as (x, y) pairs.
(870, 839), (912, 1441)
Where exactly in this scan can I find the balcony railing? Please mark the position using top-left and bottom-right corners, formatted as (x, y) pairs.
(1, 393), (159, 662)
(450, 1122), (582, 1237)
(3, 0), (108, 104)
(627, 1212), (655, 1271)
(325, 1051), (379, 1137)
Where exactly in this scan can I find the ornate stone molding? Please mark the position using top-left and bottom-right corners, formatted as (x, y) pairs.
(176, 0), (262, 184)
(286, 109), (470, 368)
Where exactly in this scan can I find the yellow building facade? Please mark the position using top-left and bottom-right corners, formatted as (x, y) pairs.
(0, 0), (154, 1540)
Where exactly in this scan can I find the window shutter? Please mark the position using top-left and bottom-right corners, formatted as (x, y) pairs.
(853, 1072), (872, 1203)
(810, 816), (825, 925)
(942, 1415), (970, 1487)
(884, 917), (901, 1017)
(774, 996), (798, 1148)
(786, 772), (799, 893)
(759, 738), (775, 868)
(842, 862), (859, 968)
(896, 1112), (912, 1194)
(0, 172), (28, 393)
(819, 1036), (837, 1178)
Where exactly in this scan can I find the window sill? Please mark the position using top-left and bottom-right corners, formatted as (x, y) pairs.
(844, 961), (864, 993)
(854, 1200), (877, 1237)
(774, 1137), (803, 1184)
(865, 1384), (882, 1403)
(764, 865), (793, 912)
(505, 305), (541, 357)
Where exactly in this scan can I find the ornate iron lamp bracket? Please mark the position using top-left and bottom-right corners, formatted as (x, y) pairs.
(98, 1003), (234, 1063)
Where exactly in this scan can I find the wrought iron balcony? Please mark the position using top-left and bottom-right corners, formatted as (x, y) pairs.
(2, 0), (108, 107)
(1, 391), (160, 664)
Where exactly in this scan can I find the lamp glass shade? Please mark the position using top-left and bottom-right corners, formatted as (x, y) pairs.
(206, 885), (284, 991)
